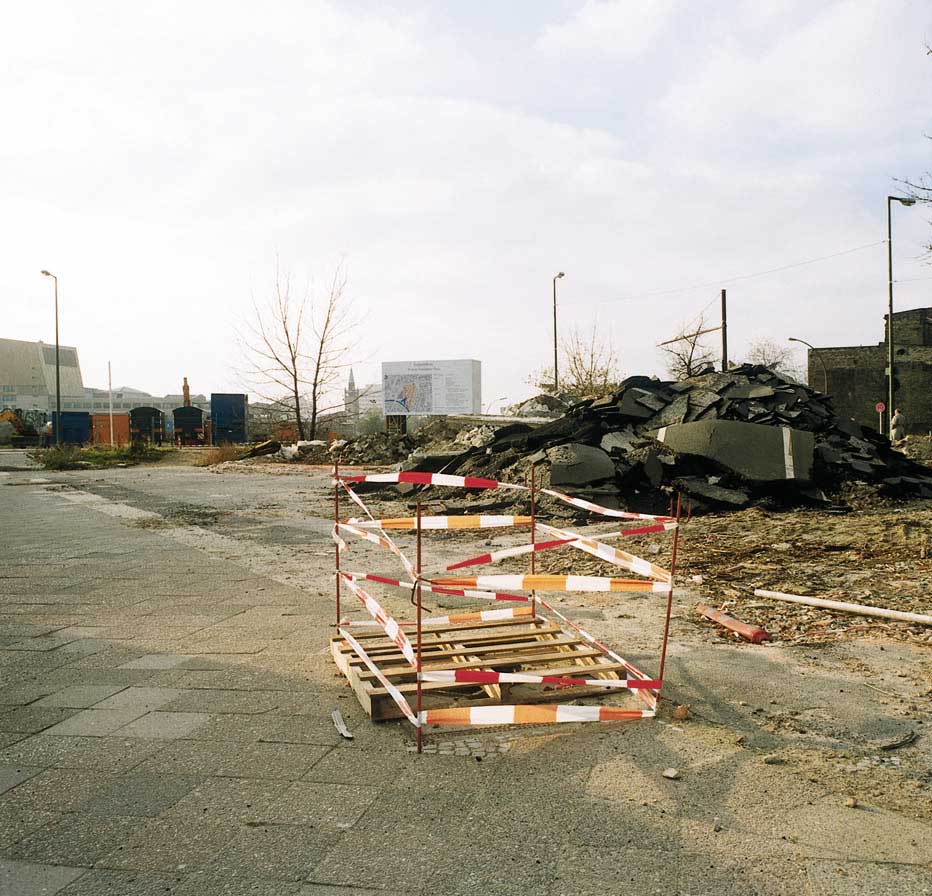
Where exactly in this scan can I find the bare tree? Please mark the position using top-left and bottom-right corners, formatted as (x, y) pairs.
(526, 323), (621, 399)
(561, 322), (621, 398)
(744, 337), (796, 374)
(660, 314), (717, 380)
(240, 260), (361, 440)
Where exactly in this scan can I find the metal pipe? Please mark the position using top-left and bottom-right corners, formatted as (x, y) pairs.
(530, 465), (536, 619)
(657, 493), (682, 686)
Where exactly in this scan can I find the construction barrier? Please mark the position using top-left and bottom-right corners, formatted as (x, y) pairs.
(331, 464), (682, 752)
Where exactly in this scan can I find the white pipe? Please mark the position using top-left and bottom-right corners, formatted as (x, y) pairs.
(754, 589), (932, 626)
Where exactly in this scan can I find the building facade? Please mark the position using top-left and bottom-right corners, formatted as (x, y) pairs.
(809, 307), (932, 434)
(0, 338), (209, 418)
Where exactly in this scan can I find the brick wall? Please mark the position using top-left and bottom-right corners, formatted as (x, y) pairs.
(809, 344), (932, 433)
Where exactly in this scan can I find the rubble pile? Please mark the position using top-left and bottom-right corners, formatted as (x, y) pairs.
(408, 365), (932, 510)
(335, 432), (416, 465)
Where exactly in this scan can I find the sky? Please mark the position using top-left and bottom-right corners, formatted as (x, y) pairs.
(2, 0), (931, 411)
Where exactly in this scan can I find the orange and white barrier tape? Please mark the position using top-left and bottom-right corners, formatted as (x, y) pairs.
(347, 515), (532, 530)
(418, 704), (653, 726)
(418, 668), (660, 690)
(430, 574), (671, 594)
(339, 628), (420, 727)
(341, 574), (417, 667)
(537, 523), (671, 583)
(342, 572), (530, 603)
(339, 604), (534, 629)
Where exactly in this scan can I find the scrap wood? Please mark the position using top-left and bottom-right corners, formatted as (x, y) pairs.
(754, 589), (932, 626)
(695, 603), (772, 643)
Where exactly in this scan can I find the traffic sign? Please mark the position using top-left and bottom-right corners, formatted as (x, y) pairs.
(875, 401), (886, 414)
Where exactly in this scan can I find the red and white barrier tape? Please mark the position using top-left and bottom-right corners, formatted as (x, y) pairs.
(537, 597), (658, 708)
(445, 537), (575, 571)
(418, 668), (661, 690)
(334, 522), (416, 579)
(430, 574), (671, 594)
(537, 522), (671, 583)
(338, 627), (420, 727)
(341, 574), (417, 667)
(418, 704), (653, 726)
(335, 472), (675, 523)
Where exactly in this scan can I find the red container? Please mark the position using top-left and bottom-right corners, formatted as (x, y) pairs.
(91, 413), (130, 446)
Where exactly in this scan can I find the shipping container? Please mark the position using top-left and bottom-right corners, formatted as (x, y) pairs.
(51, 412), (91, 445)
(172, 406), (205, 445)
(90, 413), (130, 446)
(210, 393), (248, 444)
(129, 406), (164, 446)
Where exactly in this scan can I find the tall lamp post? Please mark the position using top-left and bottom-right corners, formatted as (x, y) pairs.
(40, 270), (61, 447)
(552, 272), (564, 392)
(887, 195), (916, 431)
(788, 337), (828, 393)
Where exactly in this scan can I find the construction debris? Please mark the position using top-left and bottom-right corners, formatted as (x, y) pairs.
(405, 364), (932, 511)
(695, 604), (772, 643)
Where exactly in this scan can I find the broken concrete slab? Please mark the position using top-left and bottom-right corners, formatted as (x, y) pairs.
(546, 443), (616, 486)
(656, 420), (815, 482)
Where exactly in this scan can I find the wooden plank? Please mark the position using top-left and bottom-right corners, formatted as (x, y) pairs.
(351, 646), (609, 679)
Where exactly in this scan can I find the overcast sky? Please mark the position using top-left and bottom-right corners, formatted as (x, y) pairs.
(3, 1), (931, 409)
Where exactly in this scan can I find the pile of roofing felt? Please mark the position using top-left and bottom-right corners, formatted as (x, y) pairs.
(404, 364), (932, 511)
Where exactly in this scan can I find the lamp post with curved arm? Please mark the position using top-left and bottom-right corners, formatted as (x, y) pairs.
(552, 272), (564, 392)
(788, 337), (828, 394)
(40, 270), (61, 447)
(886, 195), (916, 431)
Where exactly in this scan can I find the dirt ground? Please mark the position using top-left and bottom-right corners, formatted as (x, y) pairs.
(204, 455), (932, 831)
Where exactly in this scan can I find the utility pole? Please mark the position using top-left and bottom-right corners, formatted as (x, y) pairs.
(720, 289), (728, 372)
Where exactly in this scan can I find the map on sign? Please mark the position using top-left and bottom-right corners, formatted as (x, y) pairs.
(381, 360), (481, 416)
(383, 374), (434, 414)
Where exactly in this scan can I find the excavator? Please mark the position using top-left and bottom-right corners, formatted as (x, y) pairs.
(0, 408), (42, 447)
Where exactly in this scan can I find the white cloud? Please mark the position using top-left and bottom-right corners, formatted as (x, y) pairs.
(537, 0), (677, 56)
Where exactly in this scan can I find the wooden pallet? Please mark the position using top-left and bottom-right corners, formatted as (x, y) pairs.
(331, 615), (630, 722)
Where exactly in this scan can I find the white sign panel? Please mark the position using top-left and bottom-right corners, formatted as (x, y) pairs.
(382, 359), (481, 416)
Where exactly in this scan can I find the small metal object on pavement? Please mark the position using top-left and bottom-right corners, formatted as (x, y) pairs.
(332, 709), (354, 740)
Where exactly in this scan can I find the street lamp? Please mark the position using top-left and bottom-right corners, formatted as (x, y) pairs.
(788, 337), (828, 394)
(887, 195), (916, 432)
(40, 270), (61, 447)
(552, 272), (564, 392)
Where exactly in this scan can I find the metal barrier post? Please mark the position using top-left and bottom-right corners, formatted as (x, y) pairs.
(658, 493), (682, 687)
(415, 499), (423, 754)
(334, 461), (341, 627)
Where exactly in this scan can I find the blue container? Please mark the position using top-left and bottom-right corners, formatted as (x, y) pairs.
(51, 412), (91, 445)
(210, 393), (248, 444)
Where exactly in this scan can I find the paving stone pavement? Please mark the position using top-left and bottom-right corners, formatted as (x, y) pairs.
(0, 462), (930, 895)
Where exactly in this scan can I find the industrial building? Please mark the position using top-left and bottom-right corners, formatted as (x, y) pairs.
(0, 337), (208, 416)
(807, 306), (932, 434)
